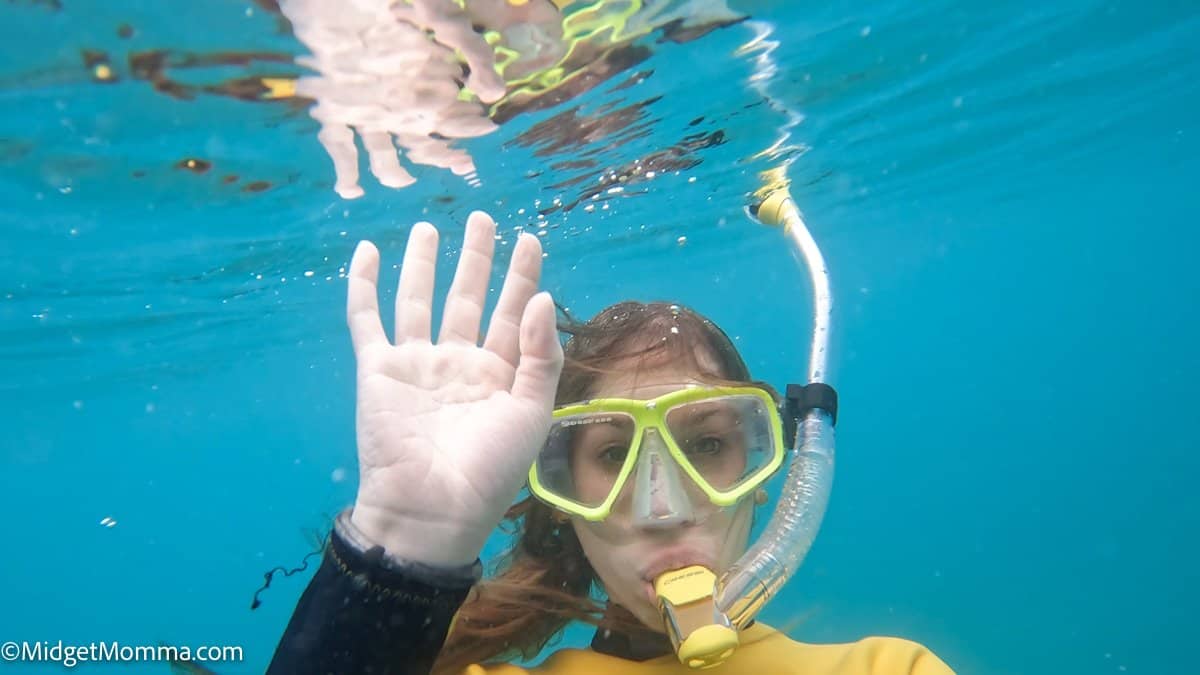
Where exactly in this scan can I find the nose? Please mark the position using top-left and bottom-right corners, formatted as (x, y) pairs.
(631, 428), (696, 529)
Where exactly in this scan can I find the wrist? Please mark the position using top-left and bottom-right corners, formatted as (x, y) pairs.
(348, 501), (484, 568)
(335, 508), (482, 586)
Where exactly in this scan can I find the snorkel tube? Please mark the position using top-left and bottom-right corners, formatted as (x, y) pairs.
(653, 19), (837, 668)
(715, 188), (836, 627)
(653, 186), (837, 669)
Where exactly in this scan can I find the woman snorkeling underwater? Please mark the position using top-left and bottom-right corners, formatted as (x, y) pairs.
(265, 211), (954, 674)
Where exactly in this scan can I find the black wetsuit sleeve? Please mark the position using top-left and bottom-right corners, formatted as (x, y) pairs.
(266, 523), (475, 675)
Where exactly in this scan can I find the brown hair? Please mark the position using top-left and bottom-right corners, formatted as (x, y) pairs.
(431, 301), (761, 674)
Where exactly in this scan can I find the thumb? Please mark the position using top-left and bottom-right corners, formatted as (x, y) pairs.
(316, 121), (365, 200)
(360, 130), (415, 189)
(511, 292), (563, 407)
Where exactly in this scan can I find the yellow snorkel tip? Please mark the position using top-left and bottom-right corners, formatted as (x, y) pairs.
(754, 189), (794, 228)
(260, 77), (297, 100)
(654, 566), (739, 669)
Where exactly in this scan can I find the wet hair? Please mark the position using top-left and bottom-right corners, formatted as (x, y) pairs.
(431, 301), (766, 674)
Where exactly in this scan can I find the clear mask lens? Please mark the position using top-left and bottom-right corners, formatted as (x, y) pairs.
(663, 395), (777, 493)
(536, 411), (635, 509)
(533, 394), (778, 518)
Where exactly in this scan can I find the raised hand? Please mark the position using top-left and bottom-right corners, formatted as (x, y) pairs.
(346, 211), (563, 566)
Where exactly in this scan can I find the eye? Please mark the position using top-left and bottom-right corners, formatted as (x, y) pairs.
(597, 444), (628, 465)
(685, 435), (724, 457)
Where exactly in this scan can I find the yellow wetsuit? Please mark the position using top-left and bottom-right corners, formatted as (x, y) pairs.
(266, 514), (956, 674)
(462, 624), (954, 675)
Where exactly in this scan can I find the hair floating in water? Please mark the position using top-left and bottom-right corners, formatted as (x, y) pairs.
(250, 531), (329, 610)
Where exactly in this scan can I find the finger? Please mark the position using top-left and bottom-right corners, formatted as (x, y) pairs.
(511, 291), (564, 407)
(360, 130), (416, 189)
(437, 211), (496, 345)
(445, 27), (507, 104)
(394, 0), (507, 104)
(395, 132), (479, 173)
(435, 103), (498, 138)
(316, 120), (364, 200)
(394, 222), (439, 343)
(482, 232), (542, 368)
(347, 240), (389, 353)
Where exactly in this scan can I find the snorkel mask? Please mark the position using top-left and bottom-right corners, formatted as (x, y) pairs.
(526, 184), (838, 669)
(530, 386), (786, 525)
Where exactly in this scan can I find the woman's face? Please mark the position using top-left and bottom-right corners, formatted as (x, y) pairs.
(567, 356), (757, 630)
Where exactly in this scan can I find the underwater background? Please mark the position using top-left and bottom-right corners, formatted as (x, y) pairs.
(1, 1), (1197, 673)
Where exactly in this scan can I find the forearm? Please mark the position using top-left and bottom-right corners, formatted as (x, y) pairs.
(266, 509), (480, 675)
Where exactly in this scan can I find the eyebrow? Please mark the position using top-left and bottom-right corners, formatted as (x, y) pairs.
(675, 406), (738, 426)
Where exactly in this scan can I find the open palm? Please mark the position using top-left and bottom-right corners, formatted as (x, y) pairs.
(346, 211), (563, 567)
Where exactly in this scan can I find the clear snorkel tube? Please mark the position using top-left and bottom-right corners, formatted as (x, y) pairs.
(654, 186), (838, 669)
(715, 188), (837, 627)
(653, 20), (838, 668)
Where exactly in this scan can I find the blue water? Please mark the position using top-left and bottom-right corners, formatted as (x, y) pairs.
(2, 1), (1198, 673)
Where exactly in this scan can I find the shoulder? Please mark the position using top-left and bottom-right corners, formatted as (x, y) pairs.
(790, 635), (954, 675)
(744, 626), (954, 675)
(459, 663), (533, 674)
(847, 636), (953, 674)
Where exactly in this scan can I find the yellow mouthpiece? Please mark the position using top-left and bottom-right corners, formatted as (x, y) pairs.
(654, 566), (739, 669)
